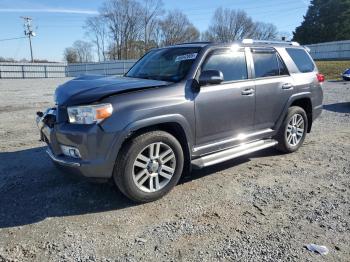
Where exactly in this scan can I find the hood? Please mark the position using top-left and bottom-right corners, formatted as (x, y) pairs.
(55, 75), (171, 106)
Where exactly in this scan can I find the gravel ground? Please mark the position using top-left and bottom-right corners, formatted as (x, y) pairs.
(0, 78), (349, 262)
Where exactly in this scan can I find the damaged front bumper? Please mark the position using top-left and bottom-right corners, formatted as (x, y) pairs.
(36, 108), (118, 178)
(36, 108), (81, 168)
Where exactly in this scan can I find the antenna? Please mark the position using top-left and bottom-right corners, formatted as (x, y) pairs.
(21, 16), (36, 63)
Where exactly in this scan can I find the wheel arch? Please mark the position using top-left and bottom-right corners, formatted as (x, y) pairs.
(116, 115), (193, 176)
(290, 97), (313, 132)
(275, 92), (313, 133)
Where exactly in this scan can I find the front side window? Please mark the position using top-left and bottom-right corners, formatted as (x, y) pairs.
(286, 48), (315, 73)
(126, 47), (201, 82)
(253, 51), (280, 78)
(202, 50), (248, 82)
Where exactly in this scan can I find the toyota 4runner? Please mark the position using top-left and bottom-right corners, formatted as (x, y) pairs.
(37, 39), (324, 202)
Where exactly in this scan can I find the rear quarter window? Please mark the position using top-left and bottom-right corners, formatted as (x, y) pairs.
(286, 48), (315, 73)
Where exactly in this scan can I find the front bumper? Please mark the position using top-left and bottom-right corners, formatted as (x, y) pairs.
(36, 110), (120, 179)
(46, 147), (81, 167)
(342, 74), (350, 80)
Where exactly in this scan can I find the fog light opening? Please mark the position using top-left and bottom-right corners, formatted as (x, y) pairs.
(60, 145), (81, 159)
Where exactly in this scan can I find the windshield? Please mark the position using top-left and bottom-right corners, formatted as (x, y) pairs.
(126, 47), (201, 82)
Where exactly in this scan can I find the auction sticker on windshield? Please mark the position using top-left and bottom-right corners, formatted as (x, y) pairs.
(175, 53), (198, 62)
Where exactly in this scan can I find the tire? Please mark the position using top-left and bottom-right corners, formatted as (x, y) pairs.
(113, 131), (184, 203)
(275, 106), (308, 153)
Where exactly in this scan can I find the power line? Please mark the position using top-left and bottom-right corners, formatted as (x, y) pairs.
(13, 37), (25, 60)
(0, 36), (27, 42)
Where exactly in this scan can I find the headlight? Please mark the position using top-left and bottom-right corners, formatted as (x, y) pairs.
(67, 103), (113, 124)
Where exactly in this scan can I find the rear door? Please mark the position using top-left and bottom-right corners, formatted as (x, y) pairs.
(251, 48), (294, 130)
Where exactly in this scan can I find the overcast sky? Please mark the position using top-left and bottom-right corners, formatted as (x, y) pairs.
(0, 0), (310, 62)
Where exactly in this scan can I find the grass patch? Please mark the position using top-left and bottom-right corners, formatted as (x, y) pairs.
(316, 61), (350, 80)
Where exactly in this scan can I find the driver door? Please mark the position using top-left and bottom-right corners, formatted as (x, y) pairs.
(194, 48), (255, 153)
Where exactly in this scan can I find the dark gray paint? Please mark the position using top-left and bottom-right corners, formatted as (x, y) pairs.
(38, 42), (324, 178)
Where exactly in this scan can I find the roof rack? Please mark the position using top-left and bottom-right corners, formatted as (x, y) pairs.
(242, 39), (300, 46)
(174, 41), (213, 45)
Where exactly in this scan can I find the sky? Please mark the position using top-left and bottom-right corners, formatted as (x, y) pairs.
(0, 0), (311, 62)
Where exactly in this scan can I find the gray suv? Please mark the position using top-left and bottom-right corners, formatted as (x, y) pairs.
(37, 39), (324, 202)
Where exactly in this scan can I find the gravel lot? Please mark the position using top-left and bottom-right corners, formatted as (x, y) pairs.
(0, 78), (349, 261)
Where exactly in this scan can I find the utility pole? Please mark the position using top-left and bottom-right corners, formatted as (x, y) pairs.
(21, 16), (36, 63)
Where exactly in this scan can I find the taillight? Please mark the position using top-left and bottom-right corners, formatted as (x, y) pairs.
(317, 73), (325, 83)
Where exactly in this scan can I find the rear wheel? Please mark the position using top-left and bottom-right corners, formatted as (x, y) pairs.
(276, 106), (308, 153)
(113, 131), (184, 203)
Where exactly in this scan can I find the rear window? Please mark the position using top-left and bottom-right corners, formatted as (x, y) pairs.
(253, 52), (280, 78)
(286, 48), (315, 73)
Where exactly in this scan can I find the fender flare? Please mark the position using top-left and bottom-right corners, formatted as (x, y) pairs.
(274, 92), (312, 131)
(106, 114), (194, 175)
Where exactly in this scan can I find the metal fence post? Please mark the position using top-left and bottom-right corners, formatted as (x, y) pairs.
(22, 65), (25, 78)
(123, 61), (126, 74)
(44, 65), (48, 78)
(0, 65), (2, 79)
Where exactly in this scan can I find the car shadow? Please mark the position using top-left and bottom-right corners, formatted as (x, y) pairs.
(0, 146), (281, 228)
(323, 102), (350, 113)
(0, 146), (136, 228)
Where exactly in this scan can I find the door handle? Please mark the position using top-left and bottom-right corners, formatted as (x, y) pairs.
(282, 83), (294, 90)
(241, 88), (255, 96)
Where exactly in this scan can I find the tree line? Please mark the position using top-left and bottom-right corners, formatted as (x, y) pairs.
(64, 0), (281, 63)
(293, 0), (350, 44)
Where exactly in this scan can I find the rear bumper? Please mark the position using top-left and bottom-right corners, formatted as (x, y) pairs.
(313, 104), (323, 121)
(37, 112), (121, 179)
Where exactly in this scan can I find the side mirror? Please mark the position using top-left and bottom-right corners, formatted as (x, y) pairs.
(199, 70), (224, 86)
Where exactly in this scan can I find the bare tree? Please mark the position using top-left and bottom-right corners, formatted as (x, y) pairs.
(101, 0), (143, 59)
(85, 15), (108, 62)
(73, 40), (93, 63)
(106, 42), (118, 60)
(63, 47), (78, 63)
(78, 2), (282, 61)
(159, 10), (200, 46)
(141, 0), (163, 51)
(203, 8), (257, 42)
(252, 22), (278, 40)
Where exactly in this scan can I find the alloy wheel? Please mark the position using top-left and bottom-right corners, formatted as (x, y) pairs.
(132, 142), (176, 193)
(286, 113), (305, 146)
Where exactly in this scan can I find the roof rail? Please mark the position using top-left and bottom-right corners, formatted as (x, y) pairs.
(242, 39), (300, 46)
(174, 41), (213, 45)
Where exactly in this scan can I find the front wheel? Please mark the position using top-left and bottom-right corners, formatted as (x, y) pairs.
(113, 131), (184, 203)
(275, 106), (308, 153)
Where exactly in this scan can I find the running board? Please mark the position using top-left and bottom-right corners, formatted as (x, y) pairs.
(191, 139), (278, 169)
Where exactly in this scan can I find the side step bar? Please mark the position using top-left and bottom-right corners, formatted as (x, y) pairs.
(191, 139), (278, 169)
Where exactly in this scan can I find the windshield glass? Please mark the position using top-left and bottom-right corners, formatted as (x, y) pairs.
(126, 47), (201, 82)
